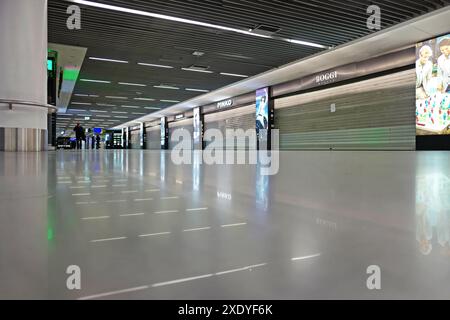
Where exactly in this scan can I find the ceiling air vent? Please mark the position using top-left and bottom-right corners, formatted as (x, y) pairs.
(249, 24), (281, 36)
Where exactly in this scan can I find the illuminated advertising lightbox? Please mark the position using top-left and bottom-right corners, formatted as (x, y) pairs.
(256, 88), (269, 131)
(140, 123), (144, 147)
(416, 34), (450, 136)
(193, 107), (203, 149)
(160, 117), (167, 149)
(256, 87), (272, 149)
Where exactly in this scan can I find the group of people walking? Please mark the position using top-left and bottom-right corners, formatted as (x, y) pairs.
(73, 123), (101, 150)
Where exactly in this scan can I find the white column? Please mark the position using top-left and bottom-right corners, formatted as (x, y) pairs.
(0, 0), (48, 150)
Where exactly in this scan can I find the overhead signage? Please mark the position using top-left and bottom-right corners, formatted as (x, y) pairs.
(315, 70), (338, 86)
(217, 99), (233, 109)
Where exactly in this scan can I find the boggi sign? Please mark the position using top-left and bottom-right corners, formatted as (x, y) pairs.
(315, 71), (338, 85)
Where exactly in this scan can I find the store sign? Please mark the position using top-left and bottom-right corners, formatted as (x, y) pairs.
(175, 114), (184, 120)
(315, 71), (338, 85)
(217, 99), (233, 109)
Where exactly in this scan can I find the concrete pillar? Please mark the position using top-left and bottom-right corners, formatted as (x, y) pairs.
(0, 0), (49, 151)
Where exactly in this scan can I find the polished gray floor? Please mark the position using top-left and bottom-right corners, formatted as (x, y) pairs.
(0, 150), (449, 299)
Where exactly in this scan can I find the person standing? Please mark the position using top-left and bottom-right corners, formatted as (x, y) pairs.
(96, 135), (101, 149)
(73, 123), (84, 150)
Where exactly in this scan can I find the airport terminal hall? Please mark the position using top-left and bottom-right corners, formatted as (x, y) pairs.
(2, 0), (450, 305)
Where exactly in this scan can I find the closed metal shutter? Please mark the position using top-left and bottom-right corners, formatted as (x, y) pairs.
(169, 118), (193, 149)
(130, 130), (140, 149)
(274, 69), (416, 150)
(204, 104), (256, 150)
(145, 125), (160, 150)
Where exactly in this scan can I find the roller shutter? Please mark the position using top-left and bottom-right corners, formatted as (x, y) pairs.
(274, 69), (415, 150)
(145, 125), (160, 150)
(130, 130), (140, 149)
(169, 118), (193, 150)
(204, 104), (256, 150)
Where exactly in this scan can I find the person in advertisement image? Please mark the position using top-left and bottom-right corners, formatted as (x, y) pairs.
(416, 34), (450, 136)
(256, 90), (269, 132)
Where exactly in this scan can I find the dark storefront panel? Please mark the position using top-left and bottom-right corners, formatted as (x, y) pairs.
(274, 69), (416, 150)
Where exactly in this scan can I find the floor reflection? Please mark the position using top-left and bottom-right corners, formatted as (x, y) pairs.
(1, 150), (450, 299)
(416, 173), (450, 256)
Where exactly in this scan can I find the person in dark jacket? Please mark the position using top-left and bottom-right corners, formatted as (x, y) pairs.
(73, 123), (84, 149)
(96, 135), (101, 149)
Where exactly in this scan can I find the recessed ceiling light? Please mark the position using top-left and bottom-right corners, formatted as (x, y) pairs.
(71, 102), (92, 105)
(220, 72), (249, 78)
(137, 63), (174, 69)
(74, 94), (89, 97)
(69, 109), (86, 112)
(160, 100), (180, 103)
(114, 116), (129, 119)
(80, 79), (111, 83)
(121, 105), (141, 109)
(96, 103), (116, 107)
(144, 107), (161, 110)
(96, 115), (112, 118)
(89, 57), (129, 63)
(132, 112), (146, 115)
(286, 39), (327, 48)
(181, 67), (213, 74)
(185, 88), (209, 92)
(134, 97), (155, 101)
(105, 96), (128, 100)
(112, 111), (128, 114)
(153, 85), (179, 90)
(118, 82), (147, 87)
(90, 110), (108, 113)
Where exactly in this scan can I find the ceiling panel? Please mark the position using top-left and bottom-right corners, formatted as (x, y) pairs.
(48, 0), (450, 133)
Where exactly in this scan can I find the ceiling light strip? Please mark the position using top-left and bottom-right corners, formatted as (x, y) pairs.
(220, 72), (249, 78)
(118, 82), (147, 87)
(89, 57), (129, 63)
(68, 0), (327, 49)
(138, 63), (173, 69)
